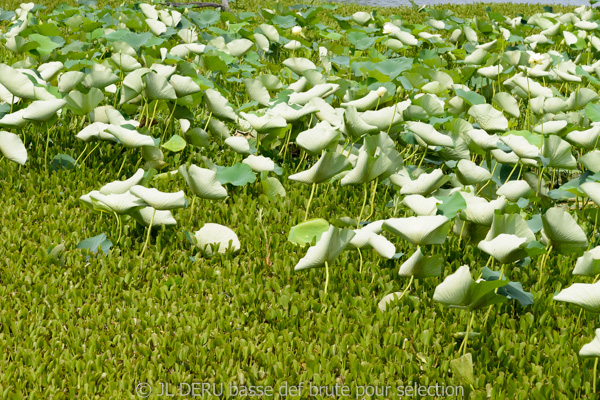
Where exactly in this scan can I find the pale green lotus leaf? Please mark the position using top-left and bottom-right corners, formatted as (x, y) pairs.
(581, 181), (600, 206)
(566, 125), (600, 149)
(399, 169), (446, 196)
(390, 29), (418, 46)
(262, 176), (286, 200)
(244, 79), (270, 106)
(466, 129), (499, 151)
(58, 71), (85, 93)
(383, 215), (451, 245)
(121, 68), (151, 104)
(567, 88), (599, 110)
(75, 122), (113, 142)
(295, 225), (355, 270)
(378, 292), (405, 312)
(360, 102), (408, 130)
(491, 149), (519, 165)
(399, 247), (443, 278)
(254, 33), (270, 52)
(542, 135), (577, 169)
(146, 18), (166, 36)
(496, 180), (534, 202)
(0, 83), (20, 104)
(553, 68), (581, 83)
(139, 3), (158, 19)
(258, 74), (282, 91)
(169, 75), (201, 98)
(283, 58), (318, 75)
(511, 74), (553, 98)
(341, 90), (382, 112)
(385, 38), (405, 52)
(477, 234), (528, 264)
(500, 135), (540, 159)
(407, 121), (454, 147)
(142, 71), (177, 100)
(580, 150), (600, 172)
(456, 159), (491, 185)
(195, 223), (240, 256)
(542, 207), (588, 252)
(130, 185), (186, 210)
(289, 150), (351, 184)
(288, 77), (307, 93)
(485, 213), (536, 242)
(0, 64), (36, 99)
(226, 38), (254, 57)
(0, 109), (27, 128)
(225, 136), (251, 154)
(131, 206), (177, 228)
(468, 104), (508, 132)
(283, 40), (302, 51)
(100, 168), (145, 195)
(580, 329), (600, 358)
(288, 83), (338, 106)
(492, 92), (520, 118)
(207, 118), (231, 139)
(178, 28), (198, 44)
(573, 247), (600, 277)
(106, 125), (156, 148)
(402, 195), (441, 216)
(267, 101), (318, 123)
(205, 89), (237, 121)
(22, 98), (67, 122)
(544, 97), (568, 114)
(352, 11), (372, 25)
(348, 229), (395, 259)
(343, 105), (379, 140)
(240, 112), (287, 133)
(461, 195), (507, 226)
(242, 155), (275, 172)
(110, 53), (142, 72)
(477, 64), (503, 78)
(38, 61), (63, 81)
(89, 191), (147, 215)
(433, 265), (507, 310)
(464, 26), (478, 42)
(554, 281), (600, 312)
(465, 48), (488, 65)
(533, 120), (567, 135)
(257, 24), (279, 43)
(178, 164), (227, 200)
(82, 69), (119, 90)
(0, 131), (27, 165)
(340, 146), (400, 186)
(296, 121), (340, 155)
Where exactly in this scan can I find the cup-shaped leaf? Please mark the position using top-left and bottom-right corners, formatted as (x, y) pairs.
(179, 164), (227, 200)
(580, 329), (600, 357)
(0, 131), (27, 165)
(130, 185), (186, 210)
(383, 215), (451, 246)
(194, 223), (240, 256)
(289, 151), (352, 184)
(398, 247), (443, 278)
(294, 226), (356, 270)
(477, 234), (528, 264)
(100, 168), (145, 195)
(541, 207), (588, 253)
(554, 281), (600, 312)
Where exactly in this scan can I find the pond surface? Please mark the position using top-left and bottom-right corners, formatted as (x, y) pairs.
(333, 0), (591, 7)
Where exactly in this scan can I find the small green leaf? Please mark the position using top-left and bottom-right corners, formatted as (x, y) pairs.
(161, 134), (186, 152)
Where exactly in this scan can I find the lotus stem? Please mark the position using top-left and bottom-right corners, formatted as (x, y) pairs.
(395, 275), (414, 302)
(476, 180), (490, 196)
(357, 182), (368, 229)
(324, 261), (329, 294)
(457, 220), (467, 249)
(140, 208), (156, 258)
(417, 147), (427, 169)
(461, 312), (476, 356)
(304, 182), (316, 221)
(188, 196), (196, 223)
(504, 161), (519, 184)
(114, 211), (122, 244)
(536, 166), (545, 197)
(203, 112), (213, 132)
(74, 143), (89, 166)
(539, 245), (553, 288)
(294, 151), (307, 173)
(79, 142), (101, 168)
(595, 358), (599, 393)
(117, 150), (128, 177)
(364, 178), (379, 223)
(162, 99), (178, 140)
(358, 248), (363, 273)
(386, 98), (399, 135)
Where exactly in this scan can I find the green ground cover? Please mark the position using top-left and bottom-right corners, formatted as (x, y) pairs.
(0, 0), (599, 399)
